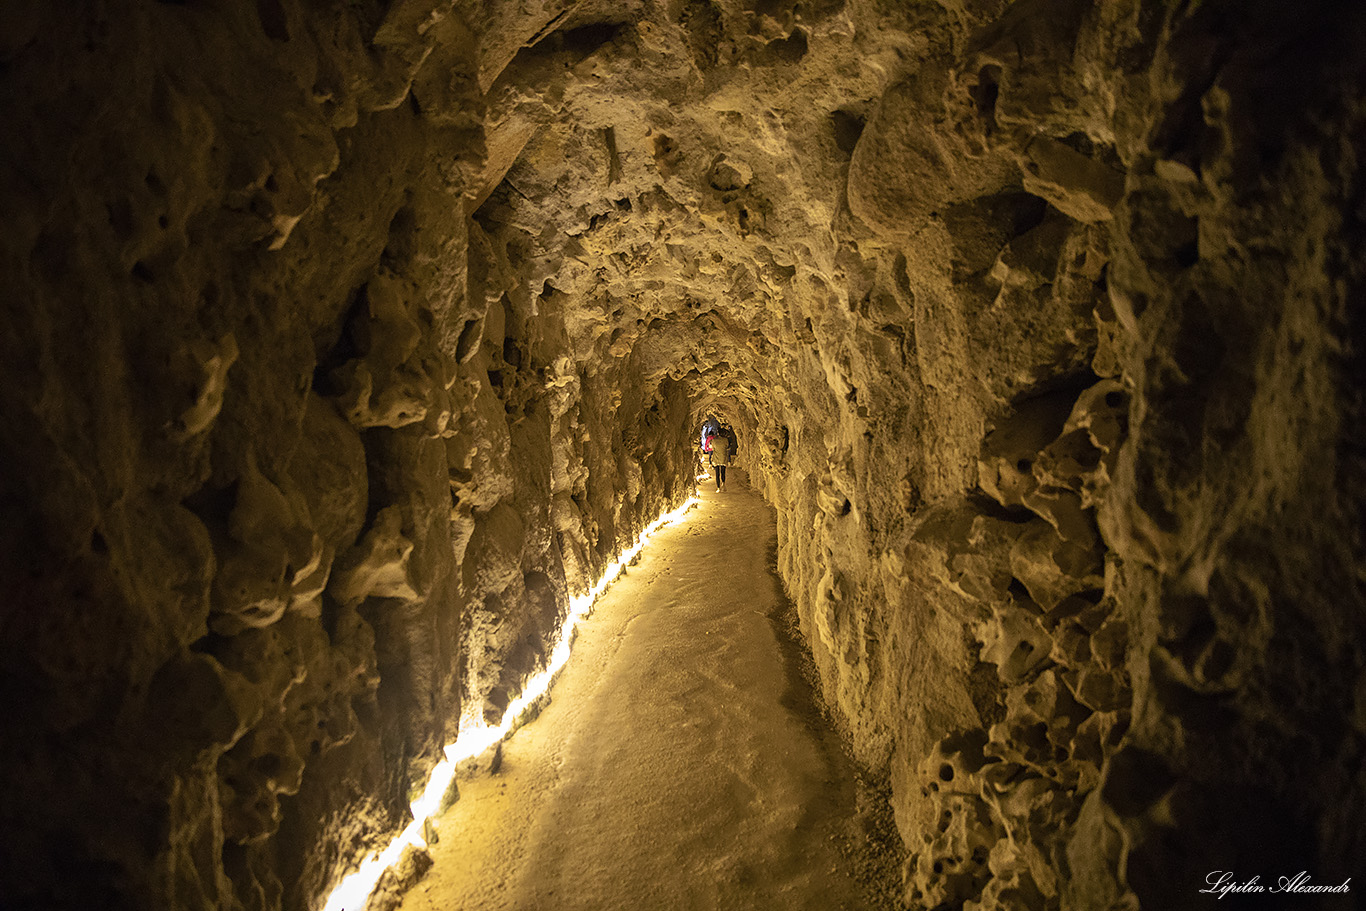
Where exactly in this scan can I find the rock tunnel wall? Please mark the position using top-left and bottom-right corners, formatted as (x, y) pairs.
(2, 1), (1365, 910)
(0, 4), (694, 909)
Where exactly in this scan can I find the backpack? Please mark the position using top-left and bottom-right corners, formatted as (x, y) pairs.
(710, 434), (731, 463)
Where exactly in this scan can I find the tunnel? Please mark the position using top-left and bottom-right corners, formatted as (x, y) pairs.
(1, 0), (1364, 909)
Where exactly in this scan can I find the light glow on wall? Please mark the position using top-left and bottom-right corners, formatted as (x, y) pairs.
(321, 494), (701, 911)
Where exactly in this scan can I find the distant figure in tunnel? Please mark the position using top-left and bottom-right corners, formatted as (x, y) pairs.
(709, 423), (732, 491)
(700, 415), (720, 453)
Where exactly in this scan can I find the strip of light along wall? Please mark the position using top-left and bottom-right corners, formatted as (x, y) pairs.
(322, 493), (701, 911)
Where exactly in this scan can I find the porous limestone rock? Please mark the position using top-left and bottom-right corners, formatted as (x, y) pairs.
(2, 0), (1364, 909)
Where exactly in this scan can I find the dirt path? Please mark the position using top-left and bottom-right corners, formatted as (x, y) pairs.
(399, 473), (901, 911)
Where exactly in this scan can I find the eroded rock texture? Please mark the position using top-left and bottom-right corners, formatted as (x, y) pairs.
(0, 4), (691, 909)
(1, 0), (1363, 909)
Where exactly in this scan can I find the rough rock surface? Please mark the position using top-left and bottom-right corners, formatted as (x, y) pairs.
(1, 0), (1364, 909)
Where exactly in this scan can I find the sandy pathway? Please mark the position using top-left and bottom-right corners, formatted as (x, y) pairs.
(400, 474), (897, 911)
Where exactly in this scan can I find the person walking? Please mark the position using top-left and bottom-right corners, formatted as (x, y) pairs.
(700, 415), (720, 452)
(708, 425), (732, 491)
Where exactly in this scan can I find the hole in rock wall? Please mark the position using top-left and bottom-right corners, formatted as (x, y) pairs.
(522, 20), (627, 66)
(830, 108), (865, 156)
(971, 65), (1001, 132)
(766, 27), (808, 63)
(554, 22), (625, 57)
(1002, 190), (1050, 239)
(256, 0), (289, 42)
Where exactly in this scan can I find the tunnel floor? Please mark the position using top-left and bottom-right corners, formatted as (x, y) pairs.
(399, 472), (902, 911)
